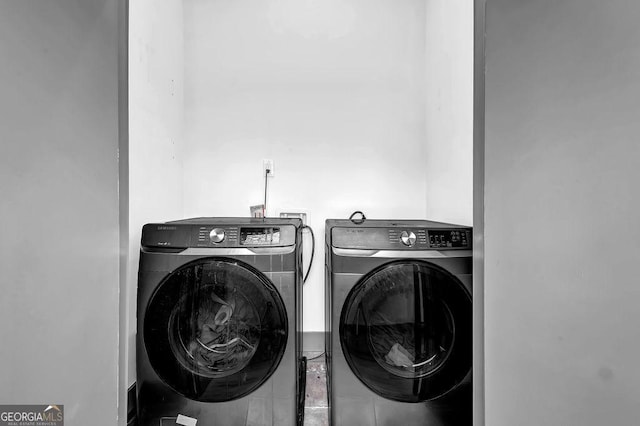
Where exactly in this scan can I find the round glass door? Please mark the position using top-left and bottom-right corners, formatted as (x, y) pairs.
(144, 258), (288, 402)
(340, 260), (471, 402)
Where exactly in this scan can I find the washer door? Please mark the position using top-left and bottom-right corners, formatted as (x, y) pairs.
(144, 258), (288, 402)
(340, 260), (471, 402)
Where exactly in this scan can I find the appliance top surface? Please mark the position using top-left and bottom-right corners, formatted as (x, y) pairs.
(167, 217), (302, 227)
(325, 218), (470, 229)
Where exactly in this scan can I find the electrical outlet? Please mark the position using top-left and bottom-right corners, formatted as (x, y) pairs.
(263, 159), (274, 177)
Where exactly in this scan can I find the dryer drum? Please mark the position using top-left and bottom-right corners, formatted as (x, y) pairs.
(340, 260), (472, 402)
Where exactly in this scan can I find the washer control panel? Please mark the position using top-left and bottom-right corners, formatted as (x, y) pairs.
(195, 226), (290, 247)
(240, 227), (280, 246)
(199, 226), (238, 246)
(142, 222), (297, 249)
(209, 228), (226, 244)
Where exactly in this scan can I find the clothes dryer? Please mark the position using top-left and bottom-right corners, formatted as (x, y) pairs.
(325, 219), (472, 426)
(137, 218), (304, 426)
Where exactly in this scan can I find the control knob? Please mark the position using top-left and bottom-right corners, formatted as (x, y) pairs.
(401, 231), (417, 247)
(209, 228), (226, 244)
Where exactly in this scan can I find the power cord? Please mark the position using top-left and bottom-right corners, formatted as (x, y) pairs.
(306, 350), (325, 361)
(263, 168), (270, 217)
(302, 224), (315, 283)
(300, 224), (323, 364)
(349, 210), (366, 224)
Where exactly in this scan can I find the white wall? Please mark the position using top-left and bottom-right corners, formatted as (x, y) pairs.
(183, 0), (428, 332)
(127, 0), (185, 388)
(0, 1), (120, 424)
(484, 0), (640, 424)
(425, 0), (473, 225)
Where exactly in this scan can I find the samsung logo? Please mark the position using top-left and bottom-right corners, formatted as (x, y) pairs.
(157, 226), (177, 231)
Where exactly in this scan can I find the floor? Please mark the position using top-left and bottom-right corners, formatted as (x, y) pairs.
(130, 352), (329, 426)
(303, 351), (329, 426)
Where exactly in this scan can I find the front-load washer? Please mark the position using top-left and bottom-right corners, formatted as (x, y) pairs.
(325, 219), (472, 426)
(137, 217), (304, 426)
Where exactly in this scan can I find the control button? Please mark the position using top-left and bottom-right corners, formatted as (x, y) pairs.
(209, 228), (226, 244)
(401, 231), (417, 247)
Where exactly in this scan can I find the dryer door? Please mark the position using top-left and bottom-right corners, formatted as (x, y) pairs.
(144, 258), (288, 402)
(340, 260), (471, 402)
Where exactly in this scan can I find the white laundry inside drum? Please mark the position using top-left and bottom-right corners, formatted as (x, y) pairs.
(359, 265), (456, 379)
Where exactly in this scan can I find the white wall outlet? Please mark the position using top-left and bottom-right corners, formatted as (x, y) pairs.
(263, 159), (274, 177)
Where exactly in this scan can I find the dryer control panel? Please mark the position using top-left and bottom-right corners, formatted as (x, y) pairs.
(426, 229), (469, 249)
(332, 227), (471, 250)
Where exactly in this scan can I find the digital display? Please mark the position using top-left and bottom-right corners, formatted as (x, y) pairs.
(428, 229), (470, 249)
(240, 227), (281, 245)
